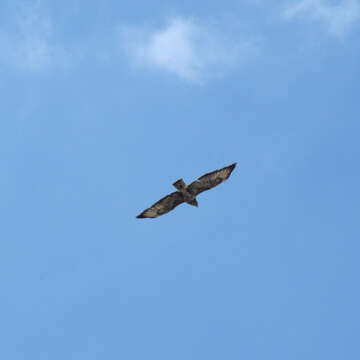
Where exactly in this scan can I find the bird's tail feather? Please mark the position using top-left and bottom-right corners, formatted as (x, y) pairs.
(173, 179), (186, 190)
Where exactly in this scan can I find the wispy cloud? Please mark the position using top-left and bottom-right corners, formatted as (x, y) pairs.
(283, 0), (360, 37)
(0, 1), (73, 71)
(120, 17), (257, 83)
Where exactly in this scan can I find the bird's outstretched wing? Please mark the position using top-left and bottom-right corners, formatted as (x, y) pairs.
(136, 191), (184, 218)
(187, 163), (236, 196)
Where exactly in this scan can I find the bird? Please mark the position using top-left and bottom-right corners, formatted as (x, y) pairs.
(136, 163), (236, 219)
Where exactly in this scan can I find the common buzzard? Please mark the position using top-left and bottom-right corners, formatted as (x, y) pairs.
(136, 163), (236, 219)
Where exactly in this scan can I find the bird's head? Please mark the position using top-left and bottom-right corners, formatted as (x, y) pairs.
(190, 199), (198, 207)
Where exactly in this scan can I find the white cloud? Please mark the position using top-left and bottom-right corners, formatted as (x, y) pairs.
(283, 0), (360, 37)
(0, 1), (72, 71)
(120, 18), (257, 83)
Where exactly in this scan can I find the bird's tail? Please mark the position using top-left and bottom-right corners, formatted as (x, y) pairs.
(173, 179), (186, 190)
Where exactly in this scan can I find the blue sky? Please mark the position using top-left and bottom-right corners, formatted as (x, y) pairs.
(1, 0), (360, 359)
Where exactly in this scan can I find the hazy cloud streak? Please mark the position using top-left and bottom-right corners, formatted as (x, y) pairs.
(284, 0), (360, 37)
(121, 17), (257, 83)
(0, 1), (72, 71)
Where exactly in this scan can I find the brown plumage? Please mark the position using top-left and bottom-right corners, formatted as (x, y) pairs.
(136, 163), (236, 219)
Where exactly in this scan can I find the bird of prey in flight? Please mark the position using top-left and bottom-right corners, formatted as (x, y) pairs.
(136, 163), (236, 219)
